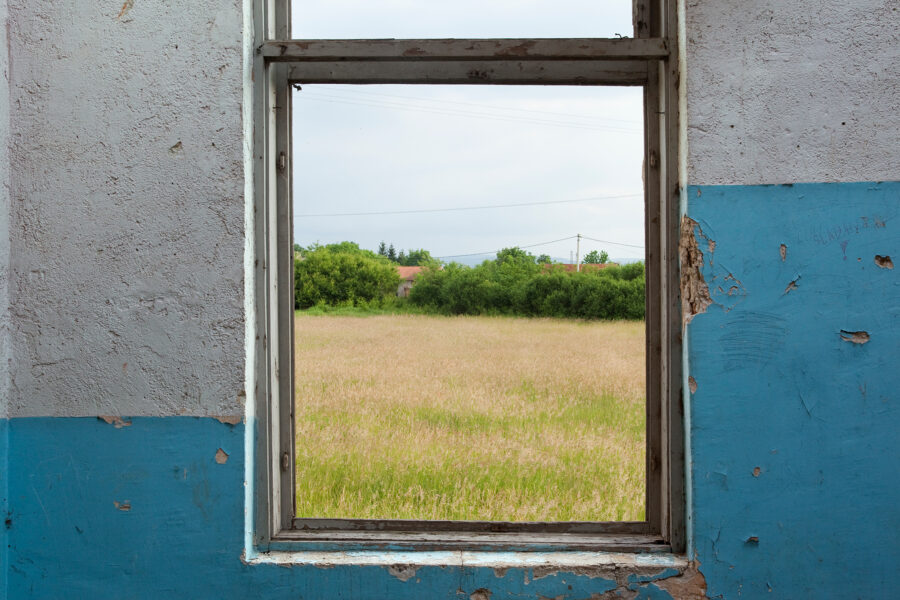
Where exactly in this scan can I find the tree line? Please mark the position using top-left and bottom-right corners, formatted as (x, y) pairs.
(294, 242), (644, 320)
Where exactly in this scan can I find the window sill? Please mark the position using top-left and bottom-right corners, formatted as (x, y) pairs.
(263, 531), (672, 554)
(249, 545), (686, 571)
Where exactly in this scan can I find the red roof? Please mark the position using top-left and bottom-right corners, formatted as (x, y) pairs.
(396, 266), (424, 281)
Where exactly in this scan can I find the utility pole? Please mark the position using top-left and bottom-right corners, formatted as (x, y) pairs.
(575, 233), (582, 272)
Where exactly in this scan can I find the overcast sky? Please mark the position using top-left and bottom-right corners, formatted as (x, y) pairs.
(290, 1), (644, 263)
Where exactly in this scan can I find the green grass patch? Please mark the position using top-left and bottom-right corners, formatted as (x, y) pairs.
(294, 313), (645, 522)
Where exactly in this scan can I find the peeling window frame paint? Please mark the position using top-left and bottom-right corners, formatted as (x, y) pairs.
(251, 0), (684, 556)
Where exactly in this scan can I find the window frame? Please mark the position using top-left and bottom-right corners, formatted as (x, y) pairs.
(251, 0), (683, 554)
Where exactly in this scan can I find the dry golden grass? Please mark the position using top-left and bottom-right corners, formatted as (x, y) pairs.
(294, 313), (645, 521)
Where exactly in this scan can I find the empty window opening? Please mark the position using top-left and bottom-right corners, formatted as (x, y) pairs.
(291, 84), (647, 523)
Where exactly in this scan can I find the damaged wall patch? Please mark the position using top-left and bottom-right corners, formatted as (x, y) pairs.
(874, 255), (893, 269)
(680, 216), (713, 325)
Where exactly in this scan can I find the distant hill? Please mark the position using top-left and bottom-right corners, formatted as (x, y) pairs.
(440, 254), (642, 268)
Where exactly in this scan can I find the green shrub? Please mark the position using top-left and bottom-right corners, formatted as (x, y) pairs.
(409, 248), (644, 320)
(294, 242), (400, 309)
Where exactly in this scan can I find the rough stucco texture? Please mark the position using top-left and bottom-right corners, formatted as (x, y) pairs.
(7, 1), (245, 417)
(0, 0), (10, 421)
(684, 0), (900, 186)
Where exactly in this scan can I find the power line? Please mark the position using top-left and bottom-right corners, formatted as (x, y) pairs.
(295, 92), (641, 134)
(296, 92), (640, 133)
(436, 234), (644, 259)
(581, 234), (645, 249)
(303, 85), (644, 126)
(437, 235), (578, 259)
(295, 193), (642, 218)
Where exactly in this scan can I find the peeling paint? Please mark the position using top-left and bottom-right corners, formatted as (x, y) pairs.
(113, 500), (131, 512)
(169, 140), (183, 155)
(688, 376), (697, 394)
(469, 587), (492, 600)
(387, 564), (417, 582)
(98, 416), (131, 429)
(679, 216), (712, 325)
(627, 568), (681, 587)
(651, 564), (707, 599)
(839, 330), (870, 344)
(779, 244), (787, 261)
(783, 276), (800, 295)
(874, 255), (893, 269)
(213, 415), (242, 425)
(752, 467), (761, 477)
(523, 564), (709, 600)
(214, 448), (229, 464)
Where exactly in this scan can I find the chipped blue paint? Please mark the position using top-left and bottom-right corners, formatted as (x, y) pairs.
(628, 568), (682, 587)
(5, 417), (676, 599)
(687, 181), (900, 598)
(626, 568), (683, 597)
(635, 583), (675, 599)
(1, 418), (8, 600)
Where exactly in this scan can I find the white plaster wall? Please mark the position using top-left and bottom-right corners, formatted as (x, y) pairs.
(0, 0), (9, 420)
(685, 0), (900, 186)
(7, 1), (245, 417)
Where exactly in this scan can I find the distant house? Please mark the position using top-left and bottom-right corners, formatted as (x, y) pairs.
(396, 266), (423, 297)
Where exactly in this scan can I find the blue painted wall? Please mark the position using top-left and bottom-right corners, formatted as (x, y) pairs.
(5, 417), (687, 599)
(687, 182), (899, 598)
(1, 418), (8, 600)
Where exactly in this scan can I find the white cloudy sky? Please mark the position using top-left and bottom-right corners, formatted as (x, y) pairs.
(290, 1), (645, 263)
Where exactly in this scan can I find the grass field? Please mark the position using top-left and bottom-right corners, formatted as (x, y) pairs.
(294, 313), (645, 522)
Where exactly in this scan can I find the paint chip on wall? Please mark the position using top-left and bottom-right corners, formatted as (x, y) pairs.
(783, 276), (800, 295)
(874, 255), (893, 269)
(839, 330), (870, 344)
(116, 0), (134, 19)
(98, 416), (132, 429)
(215, 448), (229, 464)
(387, 565), (418, 582)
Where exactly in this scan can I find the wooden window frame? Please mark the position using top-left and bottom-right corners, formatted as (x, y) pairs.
(251, 0), (683, 554)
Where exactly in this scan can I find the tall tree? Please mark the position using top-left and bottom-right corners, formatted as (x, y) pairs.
(399, 248), (439, 267)
(582, 249), (609, 264)
(495, 246), (534, 266)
